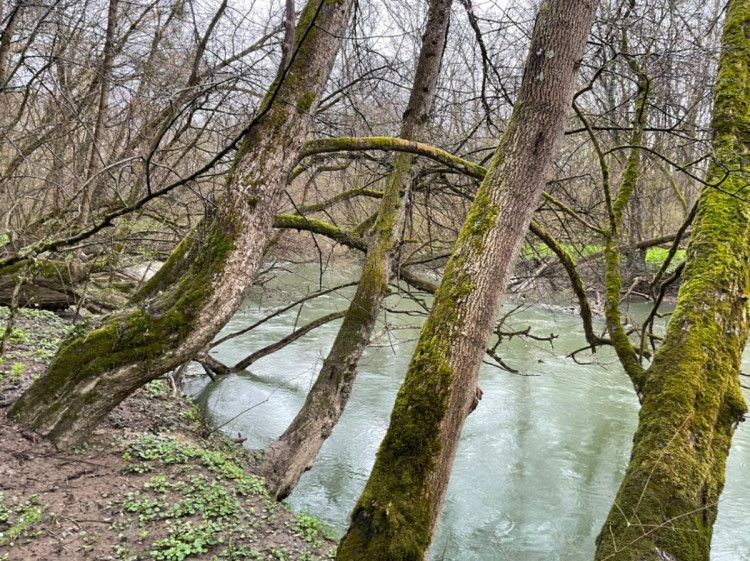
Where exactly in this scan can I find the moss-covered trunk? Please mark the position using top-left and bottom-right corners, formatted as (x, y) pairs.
(259, 0), (454, 501)
(599, 71), (650, 394)
(336, 0), (598, 558)
(129, 211), (216, 304)
(7, 0), (355, 450)
(0, 258), (128, 312)
(594, 1), (750, 558)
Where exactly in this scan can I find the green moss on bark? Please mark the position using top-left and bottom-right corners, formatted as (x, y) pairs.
(7, 223), (236, 440)
(8, 0), (356, 450)
(595, 2), (750, 558)
(601, 74), (650, 392)
(337, 188), (498, 560)
(595, 181), (750, 560)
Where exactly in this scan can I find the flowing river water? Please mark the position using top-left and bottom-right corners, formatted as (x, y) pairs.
(185, 267), (750, 560)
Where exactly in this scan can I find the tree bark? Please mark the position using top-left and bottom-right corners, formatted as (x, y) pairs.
(0, 0), (22, 87)
(0, 259), (126, 312)
(594, 1), (750, 559)
(596, 70), (651, 394)
(7, 0), (355, 450)
(336, 0), (598, 558)
(259, 0), (454, 501)
(129, 211), (215, 304)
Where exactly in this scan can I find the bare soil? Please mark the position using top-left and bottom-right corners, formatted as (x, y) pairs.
(0, 308), (336, 561)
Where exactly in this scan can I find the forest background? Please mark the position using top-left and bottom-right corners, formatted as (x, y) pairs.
(1, 0), (749, 559)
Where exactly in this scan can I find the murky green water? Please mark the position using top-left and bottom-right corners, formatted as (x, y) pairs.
(186, 268), (750, 560)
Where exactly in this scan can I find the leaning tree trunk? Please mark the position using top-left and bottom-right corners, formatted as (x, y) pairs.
(259, 0), (454, 501)
(594, 1), (750, 559)
(129, 209), (216, 304)
(7, 0), (355, 449)
(336, 0), (598, 558)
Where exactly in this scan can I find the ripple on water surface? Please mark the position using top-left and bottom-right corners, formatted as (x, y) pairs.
(195, 281), (750, 560)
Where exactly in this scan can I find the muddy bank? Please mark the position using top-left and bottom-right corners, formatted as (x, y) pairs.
(0, 307), (336, 561)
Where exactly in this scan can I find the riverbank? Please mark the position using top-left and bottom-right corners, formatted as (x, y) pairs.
(0, 307), (337, 561)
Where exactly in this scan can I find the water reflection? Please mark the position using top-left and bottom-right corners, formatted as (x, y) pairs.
(187, 270), (750, 560)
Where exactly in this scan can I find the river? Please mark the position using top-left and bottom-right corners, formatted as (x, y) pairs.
(185, 267), (750, 560)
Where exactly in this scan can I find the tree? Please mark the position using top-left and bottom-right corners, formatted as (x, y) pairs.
(7, 0), (355, 449)
(593, 0), (750, 558)
(335, 0), (599, 557)
(258, 0), (454, 501)
(0, 0), (280, 283)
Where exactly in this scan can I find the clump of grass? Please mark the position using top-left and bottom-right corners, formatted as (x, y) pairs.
(0, 493), (46, 547)
(116, 434), (334, 560)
